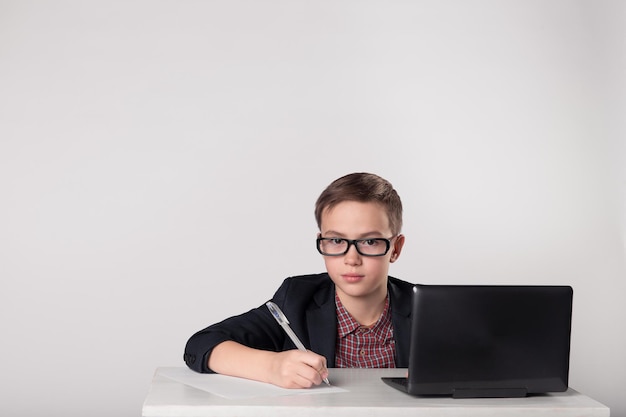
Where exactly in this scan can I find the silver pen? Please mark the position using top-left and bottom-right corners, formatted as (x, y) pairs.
(266, 301), (331, 386)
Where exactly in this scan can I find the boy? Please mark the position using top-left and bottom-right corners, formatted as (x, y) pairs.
(184, 172), (413, 388)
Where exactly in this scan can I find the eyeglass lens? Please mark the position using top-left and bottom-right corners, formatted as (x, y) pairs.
(317, 238), (390, 256)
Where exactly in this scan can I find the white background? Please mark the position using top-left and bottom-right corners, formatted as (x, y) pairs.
(1, 1), (624, 416)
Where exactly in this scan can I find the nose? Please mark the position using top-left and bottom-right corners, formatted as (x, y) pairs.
(344, 243), (362, 266)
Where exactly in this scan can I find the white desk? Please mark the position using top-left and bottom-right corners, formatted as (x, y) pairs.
(142, 367), (610, 417)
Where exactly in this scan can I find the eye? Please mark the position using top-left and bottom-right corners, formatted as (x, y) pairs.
(362, 239), (379, 246)
(328, 238), (345, 245)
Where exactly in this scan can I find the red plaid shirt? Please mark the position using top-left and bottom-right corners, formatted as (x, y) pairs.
(334, 293), (396, 368)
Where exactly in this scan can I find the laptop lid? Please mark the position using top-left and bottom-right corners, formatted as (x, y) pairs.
(383, 284), (573, 398)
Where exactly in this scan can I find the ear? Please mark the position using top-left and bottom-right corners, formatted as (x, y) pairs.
(389, 234), (405, 263)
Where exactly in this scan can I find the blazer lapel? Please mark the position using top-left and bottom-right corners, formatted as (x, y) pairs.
(389, 281), (413, 367)
(306, 285), (337, 367)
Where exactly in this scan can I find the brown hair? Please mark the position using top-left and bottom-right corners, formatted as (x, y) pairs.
(314, 172), (403, 235)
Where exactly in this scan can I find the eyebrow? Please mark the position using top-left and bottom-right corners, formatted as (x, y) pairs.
(322, 230), (387, 239)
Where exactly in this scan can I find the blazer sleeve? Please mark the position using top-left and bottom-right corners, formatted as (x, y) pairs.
(183, 277), (302, 373)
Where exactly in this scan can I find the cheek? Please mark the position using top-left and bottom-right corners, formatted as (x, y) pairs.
(323, 256), (340, 270)
(365, 258), (392, 274)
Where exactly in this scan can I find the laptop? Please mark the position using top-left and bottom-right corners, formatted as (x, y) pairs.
(382, 284), (573, 398)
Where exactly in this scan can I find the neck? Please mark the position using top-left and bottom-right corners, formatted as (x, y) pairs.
(337, 288), (388, 327)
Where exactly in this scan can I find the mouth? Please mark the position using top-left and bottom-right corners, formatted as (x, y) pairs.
(342, 274), (364, 283)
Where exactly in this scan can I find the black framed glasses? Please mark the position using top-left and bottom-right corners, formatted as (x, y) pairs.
(316, 237), (393, 257)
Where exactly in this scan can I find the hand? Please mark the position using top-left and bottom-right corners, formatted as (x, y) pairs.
(267, 349), (329, 388)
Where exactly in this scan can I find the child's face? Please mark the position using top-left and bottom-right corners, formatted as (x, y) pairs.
(319, 200), (404, 304)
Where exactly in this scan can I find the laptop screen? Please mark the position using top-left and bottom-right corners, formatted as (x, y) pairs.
(384, 284), (573, 398)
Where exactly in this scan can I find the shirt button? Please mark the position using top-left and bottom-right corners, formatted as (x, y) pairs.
(360, 349), (366, 356)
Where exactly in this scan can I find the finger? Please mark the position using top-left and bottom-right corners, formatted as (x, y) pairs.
(290, 351), (328, 386)
(295, 361), (327, 386)
(311, 358), (329, 382)
(300, 351), (327, 372)
(317, 365), (330, 383)
(294, 372), (316, 388)
(296, 363), (324, 386)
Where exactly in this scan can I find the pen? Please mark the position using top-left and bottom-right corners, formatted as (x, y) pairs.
(266, 301), (331, 386)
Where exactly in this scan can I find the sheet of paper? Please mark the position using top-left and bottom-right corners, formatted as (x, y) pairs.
(157, 367), (347, 399)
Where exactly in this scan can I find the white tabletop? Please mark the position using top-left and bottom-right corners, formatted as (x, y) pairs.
(142, 367), (610, 417)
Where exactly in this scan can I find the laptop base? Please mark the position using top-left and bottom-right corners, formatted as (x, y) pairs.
(382, 377), (529, 398)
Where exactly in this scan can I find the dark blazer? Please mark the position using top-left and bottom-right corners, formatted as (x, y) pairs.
(184, 273), (414, 373)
